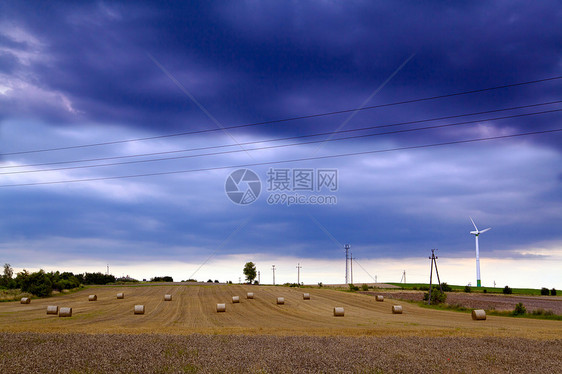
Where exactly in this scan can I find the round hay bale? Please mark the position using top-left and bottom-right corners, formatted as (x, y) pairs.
(20, 297), (31, 304)
(164, 294), (172, 301)
(46, 305), (58, 315)
(276, 297), (285, 305)
(134, 305), (145, 315)
(88, 295), (97, 301)
(392, 305), (403, 314)
(472, 309), (486, 320)
(303, 293), (311, 300)
(59, 307), (72, 317)
(333, 307), (345, 316)
(246, 292), (254, 299)
(376, 295), (384, 302)
(232, 296), (240, 303)
(216, 303), (226, 312)
(116, 292), (124, 299)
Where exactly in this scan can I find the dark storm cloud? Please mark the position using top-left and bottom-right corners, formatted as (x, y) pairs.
(0, 1), (560, 141)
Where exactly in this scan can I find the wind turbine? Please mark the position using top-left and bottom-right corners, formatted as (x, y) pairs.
(470, 217), (491, 287)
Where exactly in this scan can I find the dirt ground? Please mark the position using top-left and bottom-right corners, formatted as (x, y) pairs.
(363, 290), (562, 314)
(1, 332), (561, 373)
(1, 285), (561, 373)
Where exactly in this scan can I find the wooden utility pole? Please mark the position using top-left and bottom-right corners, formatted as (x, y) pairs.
(427, 249), (443, 305)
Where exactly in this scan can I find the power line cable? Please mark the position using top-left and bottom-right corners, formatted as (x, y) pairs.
(2, 127), (560, 187)
(1, 75), (560, 156)
(2, 108), (560, 175)
(3, 101), (560, 171)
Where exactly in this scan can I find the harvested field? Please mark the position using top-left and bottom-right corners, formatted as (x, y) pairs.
(364, 290), (562, 314)
(0, 285), (560, 338)
(0, 332), (561, 373)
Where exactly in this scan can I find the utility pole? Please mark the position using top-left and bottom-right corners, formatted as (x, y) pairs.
(106, 264), (109, 275)
(258, 271), (260, 284)
(272, 265), (276, 286)
(350, 252), (355, 285)
(344, 244), (350, 284)
(400, 270), (406, 283)
(296, 263), (302, 286)
(427, 249), (442, 305)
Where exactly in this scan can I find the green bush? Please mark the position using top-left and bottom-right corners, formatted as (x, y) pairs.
(531, 308), (554, 316)
(512, 302), (526, 316)
(361, 284), (369, 291)
(503, 285), (512, 294)
(419, 285), (429, 291)
(440, 282), (452, 292)
(18, 270), (53, 297)
(541, 287), (549, 296)
(464, 285), (472, 293)
(151, 276), (173, 282)
(423, 287), (447, 304)
(349, 284), (359, 292)
(551, 288), (557, 296)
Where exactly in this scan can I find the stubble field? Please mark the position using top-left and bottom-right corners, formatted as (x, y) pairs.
(0, 284), (560, 373)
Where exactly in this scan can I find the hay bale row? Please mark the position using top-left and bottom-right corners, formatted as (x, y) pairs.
(59, 307), (72, 317)
(472, 309), (486, 320)
(333, 307), (345, 316)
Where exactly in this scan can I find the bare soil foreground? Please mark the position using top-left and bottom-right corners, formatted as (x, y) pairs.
(1, 332), (561, 373)
(364, 291), (562, 314)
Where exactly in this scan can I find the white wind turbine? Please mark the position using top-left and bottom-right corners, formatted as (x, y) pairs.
(470, 217), (491, 287)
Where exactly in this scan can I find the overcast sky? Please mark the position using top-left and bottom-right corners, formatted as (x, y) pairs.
(1, 1), (561, 288)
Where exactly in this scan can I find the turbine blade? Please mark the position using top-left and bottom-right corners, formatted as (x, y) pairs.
(470, 217), (478, 231)
(480, 228), (491, 234)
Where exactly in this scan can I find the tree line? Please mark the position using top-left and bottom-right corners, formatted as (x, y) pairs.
(1, 263), (116, 297)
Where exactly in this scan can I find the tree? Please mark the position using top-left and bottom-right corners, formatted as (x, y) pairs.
(1, 263), (14, 287)
(243, 262), (257, 284)
(3, 263), (13, 279)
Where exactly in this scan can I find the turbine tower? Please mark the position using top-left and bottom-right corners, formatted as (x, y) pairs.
(470, 217), (491, 287)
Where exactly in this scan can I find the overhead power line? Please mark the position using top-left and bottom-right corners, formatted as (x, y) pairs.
(2, 100), (560, 171)
(1, 75), (560, 157)
(2, 127), (560, 188)
(1, 108), (560, 176)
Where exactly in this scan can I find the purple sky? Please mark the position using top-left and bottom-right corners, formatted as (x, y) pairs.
(1, 1), (561, 287)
